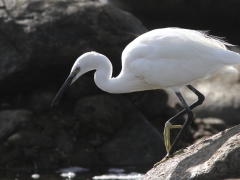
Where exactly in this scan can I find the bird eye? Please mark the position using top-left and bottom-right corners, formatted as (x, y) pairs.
(75, 67), (80, 72)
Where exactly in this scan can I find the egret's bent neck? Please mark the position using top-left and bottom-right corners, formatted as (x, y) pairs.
(92, 55), (127, 93)
(80, 52), (158, 93)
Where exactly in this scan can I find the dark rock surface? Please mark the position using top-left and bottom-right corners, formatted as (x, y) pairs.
(143, 125), (240, 180)
(0, 94), (167, 169)
(99, 96), (165, 166)
(74, 95), (124, 135)
(0, 110), (32, 141)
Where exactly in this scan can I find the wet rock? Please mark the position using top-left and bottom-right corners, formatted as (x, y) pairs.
(0, 110), (32, 141)
(142, 124), (240, 180)
(99, 97), (165, 166)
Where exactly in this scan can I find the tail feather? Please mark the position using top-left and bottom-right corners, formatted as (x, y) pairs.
(215, 49), (240, 65)
(222, 66), (239, 75)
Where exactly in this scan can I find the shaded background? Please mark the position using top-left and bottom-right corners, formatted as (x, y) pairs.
(0, 0), (240, 172)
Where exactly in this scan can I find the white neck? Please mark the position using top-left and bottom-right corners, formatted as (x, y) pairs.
(79, 52), (156, 94)
(89, 54), (129, 93)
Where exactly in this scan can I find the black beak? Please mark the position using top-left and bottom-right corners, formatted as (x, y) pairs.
(51, 74), (76, 106)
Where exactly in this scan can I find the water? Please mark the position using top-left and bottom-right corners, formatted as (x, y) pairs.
(0, 166), (150, 180)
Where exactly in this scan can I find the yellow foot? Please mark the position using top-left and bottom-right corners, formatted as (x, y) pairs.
(153, 149), (184, 168)
(164, 122), (182, 152)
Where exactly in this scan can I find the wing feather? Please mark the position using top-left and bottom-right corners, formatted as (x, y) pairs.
(122, 28), (240, 87)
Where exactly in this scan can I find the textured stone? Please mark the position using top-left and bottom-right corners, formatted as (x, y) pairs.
(142, 125), (240, 180)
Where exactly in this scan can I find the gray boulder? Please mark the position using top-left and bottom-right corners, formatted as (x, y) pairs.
(142, 124), (240, 180)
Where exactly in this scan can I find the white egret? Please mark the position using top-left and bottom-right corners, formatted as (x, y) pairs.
(52, 28), (240, 164)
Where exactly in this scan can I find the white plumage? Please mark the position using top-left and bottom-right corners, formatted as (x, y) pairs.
(121, 28), (240, 91)
(52, 27), (240, 162)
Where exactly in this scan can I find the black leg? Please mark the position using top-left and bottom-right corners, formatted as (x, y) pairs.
(168, 85), (205, 124)
(155, 85), (205, 166)
(163, 85), (205, 153)
(167, 85), (205, 156)
(168, 91), (193, 155)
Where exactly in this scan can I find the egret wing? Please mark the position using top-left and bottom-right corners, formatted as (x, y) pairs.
(125, 32), (240, 87)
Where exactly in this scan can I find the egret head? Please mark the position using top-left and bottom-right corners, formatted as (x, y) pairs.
(52, 52), (110, 106)
(51, 53), (93, 106)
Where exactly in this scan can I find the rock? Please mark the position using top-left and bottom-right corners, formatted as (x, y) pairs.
(99, 96), (165, 165)
(54, 129), (74, 154)
(0, 0), (147, 95)
(67, 148), (94, 167)
(0, 110), (32, 141)
(0, 143), (25, 169)
(166, 72), (240, 126)
(193, 118), (227, 143)
(194, 117), (227, 132)
(142, 124), (240, 180)
(34, 149), (61, 169)
(7, 130), (53, 148)
(65, 76), (101, 100)
(74, 94), (124, 135)
(126, 90), (169, 118)
(28, 91), (55, 112)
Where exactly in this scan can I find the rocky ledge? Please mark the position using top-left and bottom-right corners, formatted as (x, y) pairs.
(142, 125), (240, 180)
